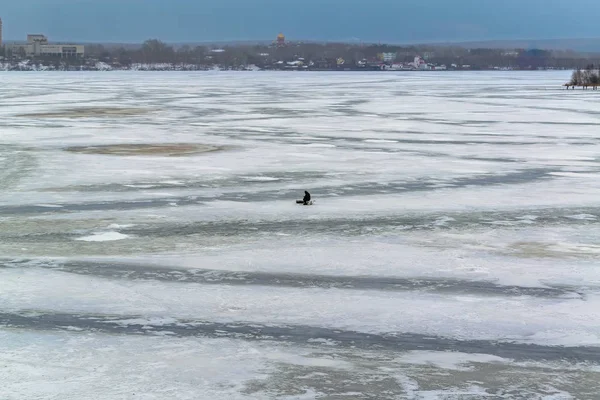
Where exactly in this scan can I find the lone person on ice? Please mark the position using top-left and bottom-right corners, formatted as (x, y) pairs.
(303, 191), (311, 205)
(297, 191), (311, 205)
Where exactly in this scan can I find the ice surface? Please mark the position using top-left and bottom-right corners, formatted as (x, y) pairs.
(395, 351), (509, 370)
(75, 231), (130, 242)
(3, 267), (600, 345)
(1, 71), (600, 399)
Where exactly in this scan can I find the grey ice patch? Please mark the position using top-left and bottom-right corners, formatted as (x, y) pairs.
(4, 259), (583, 299)
(244, 351), (600, 400)
(2, 311), (600, 363)
(1, 208), (599, 245)
(0, 146), (38, 190)
(0, 169), (555, 215)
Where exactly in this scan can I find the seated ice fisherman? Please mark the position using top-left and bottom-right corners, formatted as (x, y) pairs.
(296, 191), (311, 205)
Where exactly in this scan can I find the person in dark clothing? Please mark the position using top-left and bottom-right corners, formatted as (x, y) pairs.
(303, 191), (311, 205)
(296, 191), (312, 205)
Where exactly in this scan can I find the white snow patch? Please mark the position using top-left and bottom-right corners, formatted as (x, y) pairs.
(107, 224), (135, 229)
(396, 351), (510, 371)
(241, 176), (280, 182)
(364, 139), (398, 143)
(298, 143), (336, 148)
(567, 214), (597, 221)
(75, 232), (130, 242)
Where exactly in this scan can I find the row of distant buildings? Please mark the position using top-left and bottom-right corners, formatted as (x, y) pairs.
(271, 55), (450, 71)
(5, 34), (84, 58)
(374, 55), (447, 70)
(0, 18), (85, 58)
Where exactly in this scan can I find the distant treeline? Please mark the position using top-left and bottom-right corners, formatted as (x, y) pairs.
(3, 39), (600, 70)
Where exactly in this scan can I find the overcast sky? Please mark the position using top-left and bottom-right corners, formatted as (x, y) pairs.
(2, 0), (599, 43)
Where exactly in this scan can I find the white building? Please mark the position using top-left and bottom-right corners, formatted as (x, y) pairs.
(384, 63), (411, 71)
(6, 34), (84, 58)
(28, 34), (47, 43)
(412, 56), (428, 70)
(382, 52), (396, 62)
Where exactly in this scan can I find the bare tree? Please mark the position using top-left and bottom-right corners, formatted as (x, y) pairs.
(139, 39), (175, 63)
(570, 69), (583, 85)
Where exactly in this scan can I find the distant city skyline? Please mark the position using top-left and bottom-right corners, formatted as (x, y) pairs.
(2, 0), (600, 44)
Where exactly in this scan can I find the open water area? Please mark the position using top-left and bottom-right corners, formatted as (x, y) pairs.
(1, 71), (600, 399)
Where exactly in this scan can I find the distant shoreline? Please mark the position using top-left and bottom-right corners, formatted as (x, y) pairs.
(0, 68), (571, 73)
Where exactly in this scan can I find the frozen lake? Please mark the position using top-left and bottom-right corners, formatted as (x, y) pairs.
(1, 71), (600, 399)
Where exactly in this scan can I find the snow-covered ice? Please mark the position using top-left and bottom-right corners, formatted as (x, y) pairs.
(75, 231), (130, 242)
(1, 71), (600, 399)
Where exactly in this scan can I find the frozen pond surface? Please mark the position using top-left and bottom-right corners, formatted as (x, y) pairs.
(1, 71), (600, 399)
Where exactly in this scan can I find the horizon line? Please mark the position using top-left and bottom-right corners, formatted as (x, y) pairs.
(3, 37), (600, 46)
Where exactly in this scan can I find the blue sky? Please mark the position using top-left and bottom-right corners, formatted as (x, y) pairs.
(2, 0), (599, 43)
